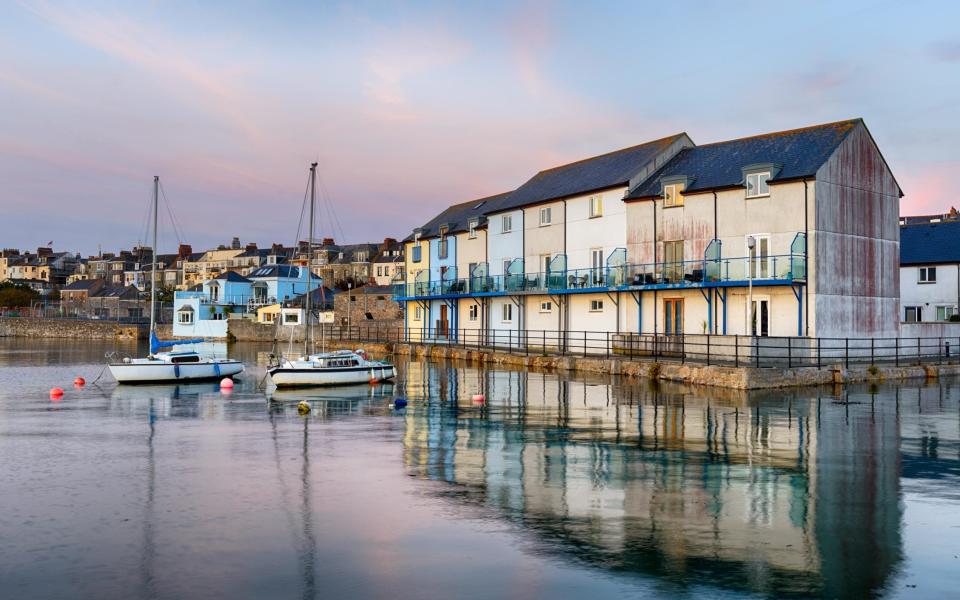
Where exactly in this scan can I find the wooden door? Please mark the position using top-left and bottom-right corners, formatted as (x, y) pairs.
(438, 304), (449, 338)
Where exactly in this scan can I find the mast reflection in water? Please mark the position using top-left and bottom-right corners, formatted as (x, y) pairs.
(397, 362), (941, 598)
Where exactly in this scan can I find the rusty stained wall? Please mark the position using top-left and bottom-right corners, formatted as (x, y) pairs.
(814, 123), (901, 338)
(625, 195), (713, 265)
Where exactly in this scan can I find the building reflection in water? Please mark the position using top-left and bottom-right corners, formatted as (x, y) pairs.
(395, 361), (958, 598)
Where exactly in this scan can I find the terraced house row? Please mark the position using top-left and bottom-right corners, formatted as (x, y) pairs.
(396, 119), (902, 345)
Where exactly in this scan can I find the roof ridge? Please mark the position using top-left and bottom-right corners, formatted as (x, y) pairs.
(535, 133), (686, 175)
(694, 118), (862, 148)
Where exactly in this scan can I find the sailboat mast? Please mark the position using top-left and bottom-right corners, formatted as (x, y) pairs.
(305, 163), (317, 355)
(150, 175), (158, 339)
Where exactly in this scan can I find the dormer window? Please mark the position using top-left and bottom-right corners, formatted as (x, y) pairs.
(468, 219), (478, 239)
(745, 172), (770, 198)
(663, 184), (683, 207)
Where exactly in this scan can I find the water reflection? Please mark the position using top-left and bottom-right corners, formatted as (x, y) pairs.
(398, 362), (960, 598)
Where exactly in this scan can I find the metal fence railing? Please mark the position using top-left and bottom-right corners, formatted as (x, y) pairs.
(311, 326), (960, 369)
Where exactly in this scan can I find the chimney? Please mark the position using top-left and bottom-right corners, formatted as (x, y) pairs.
(231, 237), (241, 250)
(322, 238), (335, 246)
(381, 237), (397, 250)
(37, 247), (53, 257)
(245, 242), (258, 252)
(177, 244), (193, 259)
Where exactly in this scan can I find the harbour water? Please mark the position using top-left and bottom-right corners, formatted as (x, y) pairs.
(1, 338), (959, 599)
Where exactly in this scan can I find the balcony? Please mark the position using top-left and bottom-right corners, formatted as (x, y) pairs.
(393, 254), (806, 300)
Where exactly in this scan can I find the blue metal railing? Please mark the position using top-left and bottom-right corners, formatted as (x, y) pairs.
(393, 254), (806, 299)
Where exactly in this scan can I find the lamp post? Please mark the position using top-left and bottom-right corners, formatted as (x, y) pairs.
(746, 236), (755, 336)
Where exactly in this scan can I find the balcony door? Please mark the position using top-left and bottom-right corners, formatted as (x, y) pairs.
(590, 248), (604, 286)
(664, 240), (683, 283)
(747, 234), (770, 279)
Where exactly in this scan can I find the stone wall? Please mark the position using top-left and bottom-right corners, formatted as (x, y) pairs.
(333, 289), (402, 330)
(0, 317), (144, 340)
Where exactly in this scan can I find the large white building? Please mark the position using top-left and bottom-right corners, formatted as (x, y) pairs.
(398, 119), (902, 344)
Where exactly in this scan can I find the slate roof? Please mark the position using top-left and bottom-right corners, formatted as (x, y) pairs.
(404, 191), (512, 241)
(211, 271), (251, 283)
(627, 119), (862, 199)
(496, 134), (688, 211)
(900, 221), (960, 265)
(62, 280), (101, 291)
(288, 287), (335, 308)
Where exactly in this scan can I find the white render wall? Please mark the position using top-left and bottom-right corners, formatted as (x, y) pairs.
(900, 264), (959, 322)
(488, 209), (524, 276)
(565, 187), (628, 271)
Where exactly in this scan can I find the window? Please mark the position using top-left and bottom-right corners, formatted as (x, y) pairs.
(414, 306), (422, 321)
(412, 245), (421, 263)
(905, 306), (922, 323)
(177, 309), (194, 325)
(589, 195), (603, 218)
(663, 184), (683, 207)
(541, 254), (552, 274)
(211, 312), (226, 321)
(503, 259), (512, 274)
(590, 299), (603, 312)
(937, 306), (957, 321)
(746, 172), (771, 198)
(438, 238), (448, 259)
(540, 301), (553, 313)
(539, 206), (552, 226)
(284, 312), (300, 324)
(502, 214), (513, 233)
(502, 303), (513, 322)
(468, 220), (478, 239)
(376, 266), (382, 277)
(919, 267), (937, 283)
(469, 304), (479, 321)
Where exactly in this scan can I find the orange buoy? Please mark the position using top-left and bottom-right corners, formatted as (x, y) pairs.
(74, 377), (86, 386)
(369, 378), (378, 385)
(49, 387), (64, 399)
(220, 378), (234, 389)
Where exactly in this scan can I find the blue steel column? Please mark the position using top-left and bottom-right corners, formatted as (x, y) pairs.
(721, 288), (728, 335)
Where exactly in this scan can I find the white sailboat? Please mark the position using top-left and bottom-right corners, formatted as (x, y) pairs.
(267, 163), (396, 388)
(108, 176), (244, 384)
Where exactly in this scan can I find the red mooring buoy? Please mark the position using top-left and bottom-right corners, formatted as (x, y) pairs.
(220, 378), (234, 390)
(74, 377), (86, 386)
(49, 387), (64, 399)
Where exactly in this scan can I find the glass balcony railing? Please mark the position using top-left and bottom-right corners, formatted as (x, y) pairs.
(393, 254), (805, 298)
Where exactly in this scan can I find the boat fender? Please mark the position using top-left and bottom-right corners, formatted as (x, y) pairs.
(174, 364), (180, 379)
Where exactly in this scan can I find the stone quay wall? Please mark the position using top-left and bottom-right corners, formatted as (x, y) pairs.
(309, 339), (960, 390)
(0, 317), (145, 340)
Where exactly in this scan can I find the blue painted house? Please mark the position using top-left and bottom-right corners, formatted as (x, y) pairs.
(173, 264), (323, 338)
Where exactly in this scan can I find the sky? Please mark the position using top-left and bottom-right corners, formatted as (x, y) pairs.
(1, 0), (959, 255)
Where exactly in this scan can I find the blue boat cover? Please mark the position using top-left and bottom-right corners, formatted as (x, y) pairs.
(151, 331), (205, 354)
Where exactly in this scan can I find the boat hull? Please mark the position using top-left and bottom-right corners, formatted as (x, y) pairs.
(109, 360), (244, 384)
(268, 364), (396, 388)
